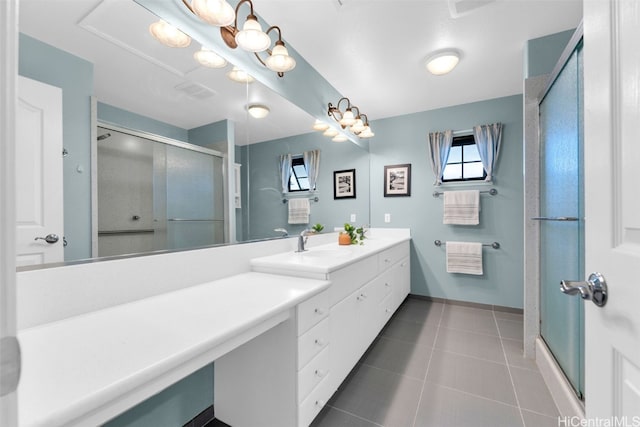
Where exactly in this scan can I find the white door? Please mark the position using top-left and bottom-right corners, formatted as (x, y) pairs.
(16, 76), (64, 267)
(583, 0), (640, 419)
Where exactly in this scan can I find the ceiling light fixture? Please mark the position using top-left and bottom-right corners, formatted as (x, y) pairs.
(149, 20), (191, 48)
(327, 97), (374, 139)
(425, 49), (461, 75)
(226, 66), (255, 83)
(180, 0), (296, 78)
(194, 47), (227, 68)
(247, 104), (270, 118)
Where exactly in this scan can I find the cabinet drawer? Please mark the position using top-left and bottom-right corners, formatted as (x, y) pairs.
(378, 241), (410, 272)
(299, 368), (333, 427)
(298, 347), (330, 403)
(297, 289), (329, 336)
(328, 255), (378, 306)
(298, 318), (329, 370)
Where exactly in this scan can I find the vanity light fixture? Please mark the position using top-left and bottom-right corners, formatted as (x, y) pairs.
(189, 0), (235, 27)
(425, 49), (461, 75)
(226, 66), (255, 83)
(247, 104), (270, 118)
(332, 135), (348, 142)
(312, 120), (330, 131)
(194, 47), (227, 68)
(149, 20), (191, 48)
(323, 128), (339, 138)
(256, 26), (296, 77)
(327, 97), (374, 138)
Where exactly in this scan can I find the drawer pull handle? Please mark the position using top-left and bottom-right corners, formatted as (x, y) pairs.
(386, 308), (392, 313)
(315, 399), (326, 407)
(385, 282), (391, 287)
(314, 308), (325, 315)
(357, 293), (367, 301)
(315, 369), (327, 378)
(401, 262), (407, 267)
(384, 258), (391, 263)
(314, 339), (325, 346)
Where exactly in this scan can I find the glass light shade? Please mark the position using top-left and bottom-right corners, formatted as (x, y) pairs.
(265, 44), (296, 73)
(191, 0), (235, 26)
(332, 135), (348, 142)
(426, 50), (460, 75)
(235, 16), (271, 52)
(339, 109), (356, 127)
(350, 119), (365, 134)
(359, 126), (375, 138)
(226, 66), (255, 83)
(323, 128), (339, 137)
(312, 120), (330, 131)
(194, 47), (227, 68)
(247, 104), (270, 119)
(149, 20), (191, 48)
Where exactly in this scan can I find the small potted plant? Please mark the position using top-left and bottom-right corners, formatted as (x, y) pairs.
(339, 223), (366, 245)
(311, 223), (324, 233)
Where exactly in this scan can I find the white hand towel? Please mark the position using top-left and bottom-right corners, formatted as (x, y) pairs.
(446, 241), (483, 275)
(443, 190), (480, 225)
(288, 198), (310, 224)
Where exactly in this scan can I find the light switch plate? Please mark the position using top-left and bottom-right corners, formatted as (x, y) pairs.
(350, 213), (356, 222)
(384, 213), (391, 223)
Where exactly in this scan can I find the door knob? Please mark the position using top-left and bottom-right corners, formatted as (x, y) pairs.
(560, 272), (608, 307)
(34, 234), (59, 244)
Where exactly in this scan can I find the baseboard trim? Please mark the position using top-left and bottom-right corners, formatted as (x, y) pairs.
(183, 405), (214, 427)
(535, 337), (585, 419)
(409, 294), (523, 314)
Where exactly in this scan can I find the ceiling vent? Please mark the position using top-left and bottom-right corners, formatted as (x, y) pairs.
(174, 81), (217, 100)
(448, 0), (495, 18)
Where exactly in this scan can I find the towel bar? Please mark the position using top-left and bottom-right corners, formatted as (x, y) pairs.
(283, 196), (319, 204)
(434, 240), (500, 249)
(432, 188), (497, 198)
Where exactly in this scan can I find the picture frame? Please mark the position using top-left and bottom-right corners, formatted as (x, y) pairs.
(384, 163), (411, 197)
(333, 169), (356, 199)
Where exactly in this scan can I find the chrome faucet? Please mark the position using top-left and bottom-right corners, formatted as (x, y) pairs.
(274, 228), (288, 237)
(296, 229), (312, 252)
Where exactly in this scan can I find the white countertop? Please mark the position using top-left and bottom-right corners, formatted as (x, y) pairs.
(17, 272), (330, 427)
(250, 232), (411, 276)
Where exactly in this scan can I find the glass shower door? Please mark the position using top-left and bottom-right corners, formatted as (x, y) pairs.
(538, 43), (584, 398)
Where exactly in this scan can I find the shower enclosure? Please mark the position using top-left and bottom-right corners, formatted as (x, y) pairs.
(537, 40), (584, 398)
(97, 126), (226, 257)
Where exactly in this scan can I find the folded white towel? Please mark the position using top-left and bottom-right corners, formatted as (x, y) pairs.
(446, 241), (483, 275)
(443, 190), (480, 225)
(288, 198), (310, 224)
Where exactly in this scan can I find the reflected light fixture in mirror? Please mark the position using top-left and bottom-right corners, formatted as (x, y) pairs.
(327, 97), (374, 139)
(312, 120), (329, 131)
(425, 49), (461, 75)
(247, 104), (270, 119)
(323, 128), (339, 137)
(194, 47), (227, 68)
(149, 20), (191, 48)
(332, 135), (348, 142)
(227, 66), (255, 83)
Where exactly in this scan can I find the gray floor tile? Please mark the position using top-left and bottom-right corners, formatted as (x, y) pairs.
(493, 310), (524, 321)
(511, 366), (560, 417)
(414, 382), (524, 427)
(426, 349), (517, 405)
(380, 317), (438, 348)
(496, 318), (524, 340)
(440, 306), (499, 336)
(392, 299), (443, 325)
(502, 338), (539, 371)
(330, 364), (423, 427)
(360, 336), (432, 379)
(434, 327), (506, 364)
(521, 409), (560, 427)
(310, 406), (381, 427)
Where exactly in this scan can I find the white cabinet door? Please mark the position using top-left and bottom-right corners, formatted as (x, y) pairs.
(16, 76), (63, 267)
(328, 292), (358, 392)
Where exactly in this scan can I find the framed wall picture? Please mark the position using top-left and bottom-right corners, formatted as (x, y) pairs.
(333, 169), (356, 199)
(384, 164), (411, 197)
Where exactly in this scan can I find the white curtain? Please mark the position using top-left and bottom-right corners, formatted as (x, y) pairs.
(278, 153), (292, 193)
(427, 130), (454, 185)
(473, 123), (503, 182)
(303, 149), (320, 191)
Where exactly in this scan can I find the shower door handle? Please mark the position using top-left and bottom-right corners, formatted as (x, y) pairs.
(531, 217), (579, 221)
(560, 272), (608, 307)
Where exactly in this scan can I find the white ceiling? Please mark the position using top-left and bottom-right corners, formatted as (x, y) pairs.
(19, 0), (583, 144)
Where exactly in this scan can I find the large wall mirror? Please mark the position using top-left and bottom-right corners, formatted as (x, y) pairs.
(17, 0), (370, 268)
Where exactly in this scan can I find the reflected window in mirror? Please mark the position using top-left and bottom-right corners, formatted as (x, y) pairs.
(288, 156), (313, 192)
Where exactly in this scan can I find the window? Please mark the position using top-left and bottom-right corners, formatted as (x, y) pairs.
(288, 157), (312, 191)
(442, 135), (486, 182)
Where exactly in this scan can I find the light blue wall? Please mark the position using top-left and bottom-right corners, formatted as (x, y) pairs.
(98, 103), (188, 142)
(524, 29), (575, 78)
(19, 33), (93, 261)
(369, 95), (524, 309)
(239, 132), (370, 240)
(188, 119), (228, 150)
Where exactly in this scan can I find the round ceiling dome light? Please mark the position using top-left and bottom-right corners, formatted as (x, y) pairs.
(425, 49), (461, 75)
(247, 104), (270, 119)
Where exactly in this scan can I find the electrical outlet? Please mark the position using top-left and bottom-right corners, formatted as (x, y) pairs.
(350, 213), (356, 222)
(384, 213), (391, 223)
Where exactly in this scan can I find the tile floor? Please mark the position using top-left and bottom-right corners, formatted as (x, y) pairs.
(310, 297), (561, 427)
